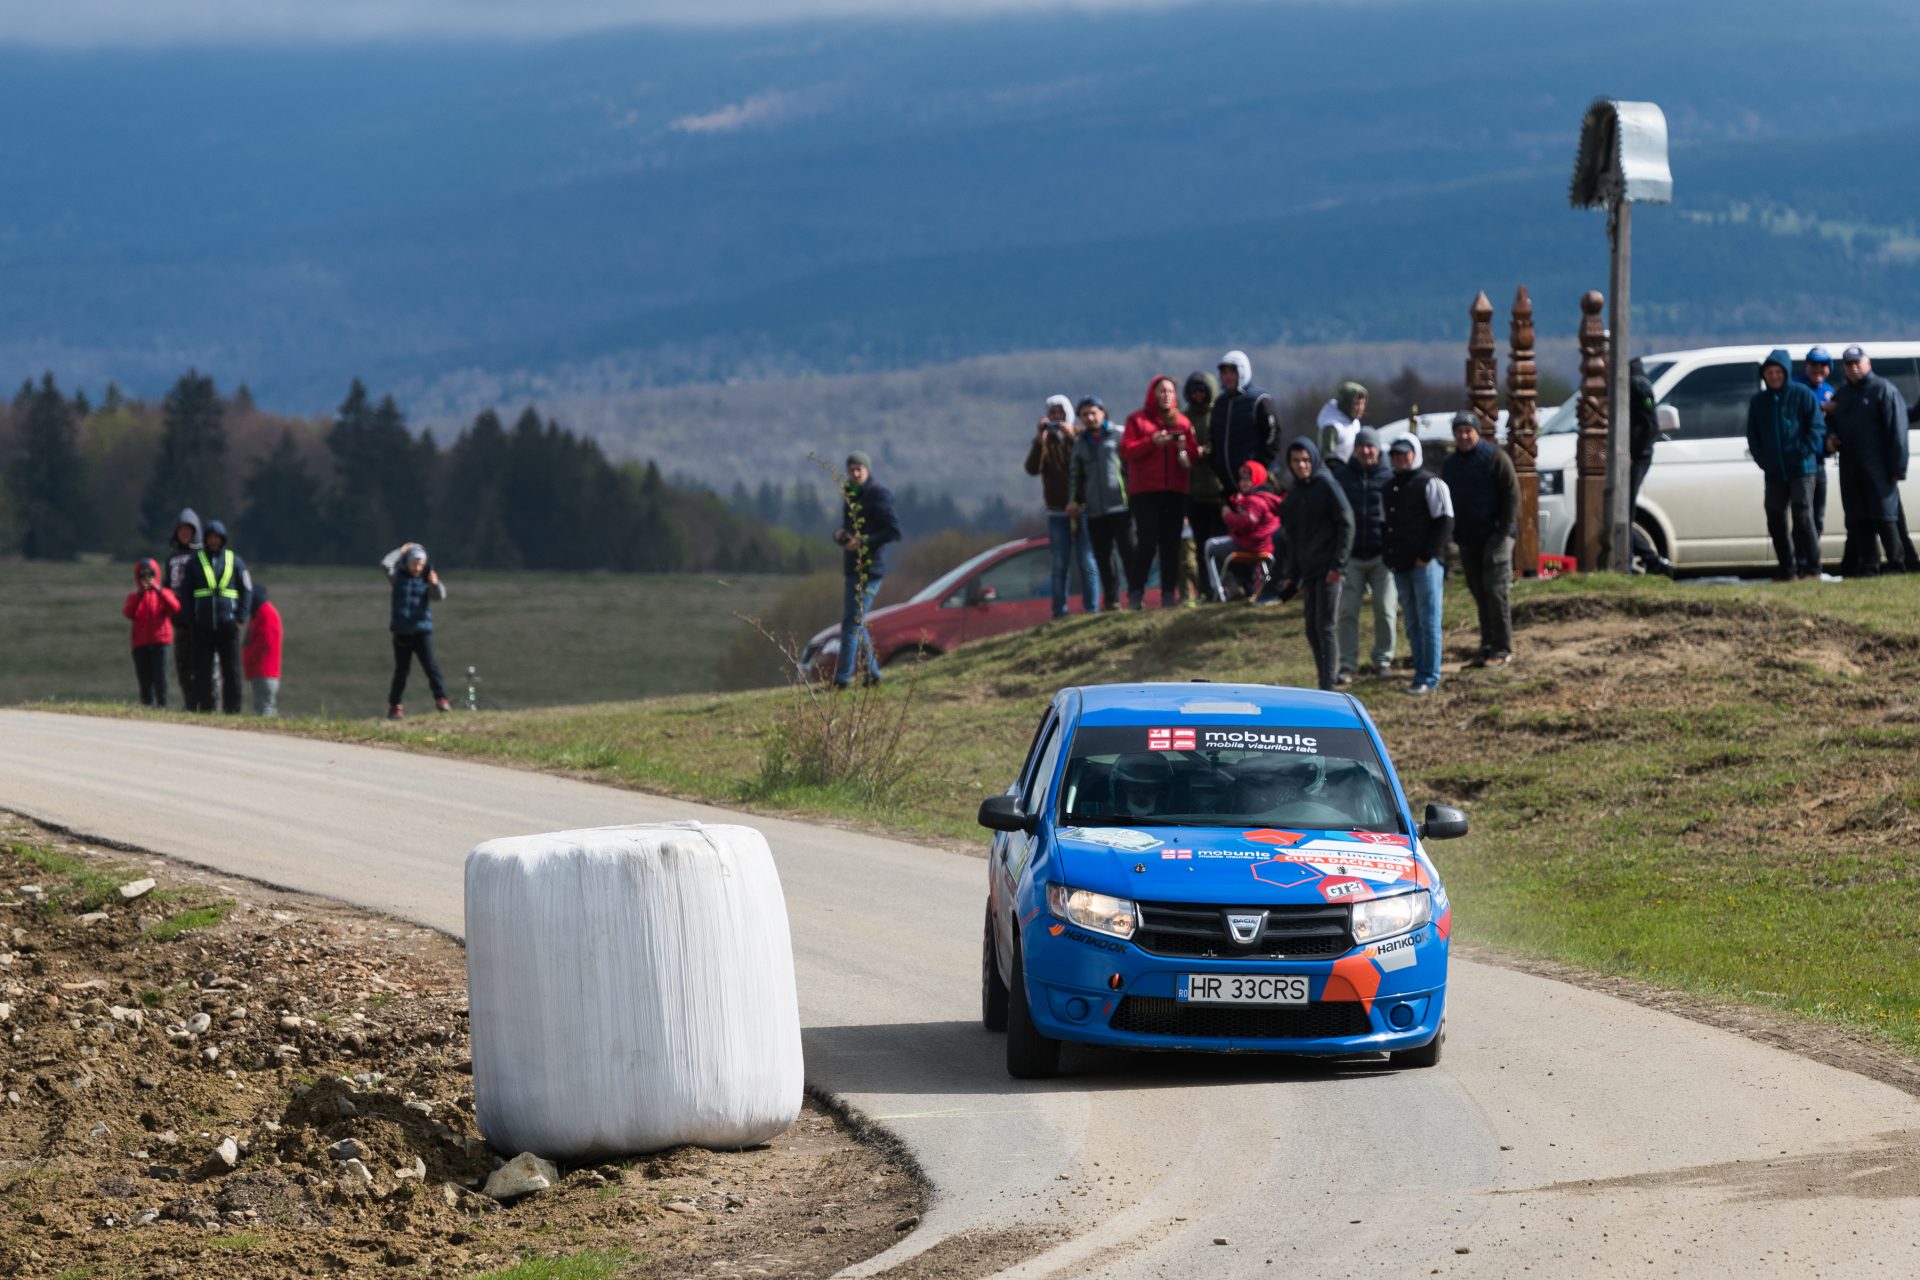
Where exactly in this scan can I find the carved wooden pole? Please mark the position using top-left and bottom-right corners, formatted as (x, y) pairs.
(1507, 286), (1539, 574)
(1575, 290), (1609, 573)
(1466, 292), (1500, 439)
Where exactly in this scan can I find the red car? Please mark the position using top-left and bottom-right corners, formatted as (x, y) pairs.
(802, 536), (1106, 674)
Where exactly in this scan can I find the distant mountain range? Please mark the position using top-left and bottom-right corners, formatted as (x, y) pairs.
(5, 0), (1918, 488)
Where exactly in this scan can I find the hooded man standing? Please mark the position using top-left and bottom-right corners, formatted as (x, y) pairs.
(162, 508), (203, 710)
(1383, 437), (1453, 695)
(1442, 411), (1520, 668)
(1797, 347), (1837, 555)
(1278, 438), (1354, 692)
(1826, 347), (1910, 577)
(186, 519), (252, 713)
(1745, 348), (1822, 580)
(1332, 427), (1397, 685)
(833, 451), (903, 687)
(1068, 397), (1137, 609)
(1209, 351), (1280, 494)
(1627, 357), (1673, 575)
(1026, 394), (1099, 616)
(1180, 371), (1225, 603)
(1317, 382), (1369, 464)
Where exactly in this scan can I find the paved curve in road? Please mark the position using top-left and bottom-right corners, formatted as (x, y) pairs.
(4, 709), (1917, 1278)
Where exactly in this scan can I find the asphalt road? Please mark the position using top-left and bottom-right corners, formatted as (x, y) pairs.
(4, 708), (1917, 1278)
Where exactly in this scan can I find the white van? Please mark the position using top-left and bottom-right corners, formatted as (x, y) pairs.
(1529, 343), (1920, 571)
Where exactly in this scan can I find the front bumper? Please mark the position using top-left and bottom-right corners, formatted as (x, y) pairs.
(1022, 918), (1447, 1055)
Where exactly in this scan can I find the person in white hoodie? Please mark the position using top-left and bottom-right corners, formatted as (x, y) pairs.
(1316, 382), (1369, 463)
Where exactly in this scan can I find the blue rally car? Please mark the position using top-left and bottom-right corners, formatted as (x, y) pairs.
(978, 683), (1467, 1078)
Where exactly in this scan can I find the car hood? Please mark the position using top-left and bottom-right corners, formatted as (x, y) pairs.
(1053, 824), (1431, 905)
(805, 599), (922, 650)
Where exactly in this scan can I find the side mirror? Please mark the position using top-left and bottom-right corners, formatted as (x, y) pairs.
(1656, 403), (1679, 440)
(978, 794), (1035, 833)
(967, 581), (999, 606)
(1419, 803), (1469, 841)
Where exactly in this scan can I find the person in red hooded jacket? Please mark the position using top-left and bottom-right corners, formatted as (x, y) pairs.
(123, 557), (181, 707)
(1120, 374), (1197, 608)
(1206, 461), (1285, 601)
(242, 582), (283, 717)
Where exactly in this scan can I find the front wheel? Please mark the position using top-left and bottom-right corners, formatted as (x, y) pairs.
(1388, 1017), (1444, 1069)
(1005, 936), (1061, 1079)
(981, 904), (1008, 1032)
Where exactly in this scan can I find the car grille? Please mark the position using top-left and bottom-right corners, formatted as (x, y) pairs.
(1109, 996), (1373, 1040)
(1132, 901), (1351, 959)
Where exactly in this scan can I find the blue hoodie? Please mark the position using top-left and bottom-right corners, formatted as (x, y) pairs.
(1746, 348), (1821, 481)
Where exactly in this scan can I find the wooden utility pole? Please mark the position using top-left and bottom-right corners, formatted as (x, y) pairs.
(1575, 290), (1609, 573)
(1507, 286), (1540, 575)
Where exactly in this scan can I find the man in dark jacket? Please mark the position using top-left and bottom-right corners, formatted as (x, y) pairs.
(1827, 347), (1911, 576)
(185, 518), (252, 713)
(1026, 394), (1098, 616)
(1441, 411), (1521, 668)
(833, 451), (903, 688)
(1796, 347), (1837, 552)
(1278, 437), (1354, 692)
(1331, 427), (1396, 685)
(1626, 358), (1674, 575)
(1180, 371), (1225, 604)
(163, 507), (204, 710)
(1209, 350), (1280, 493)
(1383, 437), (1454, 695)
(1745, 348), (1823, 580)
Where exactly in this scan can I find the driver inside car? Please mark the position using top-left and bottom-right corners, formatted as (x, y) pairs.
(1231, 757), (1318, 818)
(1109, 752), (1175, 819)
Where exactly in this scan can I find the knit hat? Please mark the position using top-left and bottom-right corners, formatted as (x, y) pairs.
(1353, 426), (1382, 452)
(1238, 460), (1268, 487)
(846, 451), (872, 470)
(1075, 396), (1104, 413)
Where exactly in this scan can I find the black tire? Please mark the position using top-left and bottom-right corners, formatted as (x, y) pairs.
(1389, 1017), (1444, 1069)
(1004, 936), (1061, 1079)
(981, 904), (1008, 1032)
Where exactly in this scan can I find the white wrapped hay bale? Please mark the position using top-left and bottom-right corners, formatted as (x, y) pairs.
(465, 822), (802, 1159)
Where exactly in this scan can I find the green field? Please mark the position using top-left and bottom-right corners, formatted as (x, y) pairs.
(0, 560), (800, 717)
(30, 570), (1920, 1057)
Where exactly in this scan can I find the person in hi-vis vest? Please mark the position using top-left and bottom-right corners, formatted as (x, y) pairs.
(186, 519), (252, 714)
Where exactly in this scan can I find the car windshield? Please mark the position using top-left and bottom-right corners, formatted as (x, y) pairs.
(907, 543), (1017, 604)
(1538, 359), (1672, 435)
(1059, 723), (1403, 832)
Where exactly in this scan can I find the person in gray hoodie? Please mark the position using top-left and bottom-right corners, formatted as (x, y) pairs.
(1067, 397), (1139, 609)
(1332, 426), (1397, 684)
(162, 507), (203, 710)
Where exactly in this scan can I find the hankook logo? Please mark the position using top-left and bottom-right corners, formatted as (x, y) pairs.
(1224, 911), (1267, 944)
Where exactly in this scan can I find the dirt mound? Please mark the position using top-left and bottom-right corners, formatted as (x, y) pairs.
(0, 816), (921, 1278)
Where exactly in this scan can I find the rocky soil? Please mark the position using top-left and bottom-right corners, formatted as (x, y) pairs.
(0, 812), (922, 1279)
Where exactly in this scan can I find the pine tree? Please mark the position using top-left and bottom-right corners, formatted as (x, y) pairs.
(10, 373), (86, 558)
(243, 430), (327, 563)
(100, 381), (125, 414)
(325, 379), (400, 562)
(230, 384), (255, 413)
(72, 388), (91, 418)
(141, 369), (230, 544)
(442, 409), (519, 569)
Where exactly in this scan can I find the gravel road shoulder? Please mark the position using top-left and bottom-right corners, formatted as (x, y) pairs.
(0, 811), (922, 1279)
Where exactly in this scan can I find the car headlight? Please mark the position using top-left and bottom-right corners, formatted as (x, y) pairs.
(1538, 469), (1565, 497)
(1351, 890), (1433, 944)
(1047, 883), (1138, 940)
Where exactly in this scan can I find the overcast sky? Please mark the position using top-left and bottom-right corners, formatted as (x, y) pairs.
(1, 0), (1229, 46)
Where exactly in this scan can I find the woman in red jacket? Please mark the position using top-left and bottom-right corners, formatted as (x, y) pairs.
(1120, 374), (1197, 608)
(123, 558), (181, 707)
(242, 582), (283, 717)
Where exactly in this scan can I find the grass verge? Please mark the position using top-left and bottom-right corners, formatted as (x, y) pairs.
(29, 573), (1920, 1056)
(467, 1250), (636, 1280)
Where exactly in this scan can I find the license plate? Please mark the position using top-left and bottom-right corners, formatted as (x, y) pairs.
(1177, 973), (1309, 1005)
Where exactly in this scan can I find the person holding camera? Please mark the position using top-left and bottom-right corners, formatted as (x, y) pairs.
(123, 557), (181, 708)
(386, 542), (448, 719)
(833, 451), (903, 688)
(1026, 394), (1099, 616)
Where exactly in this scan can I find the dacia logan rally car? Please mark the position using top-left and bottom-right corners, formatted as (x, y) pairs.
(978, 682), (1467, 1078)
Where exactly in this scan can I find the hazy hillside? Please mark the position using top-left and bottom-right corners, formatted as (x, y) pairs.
(5, 0), (1917, 413)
